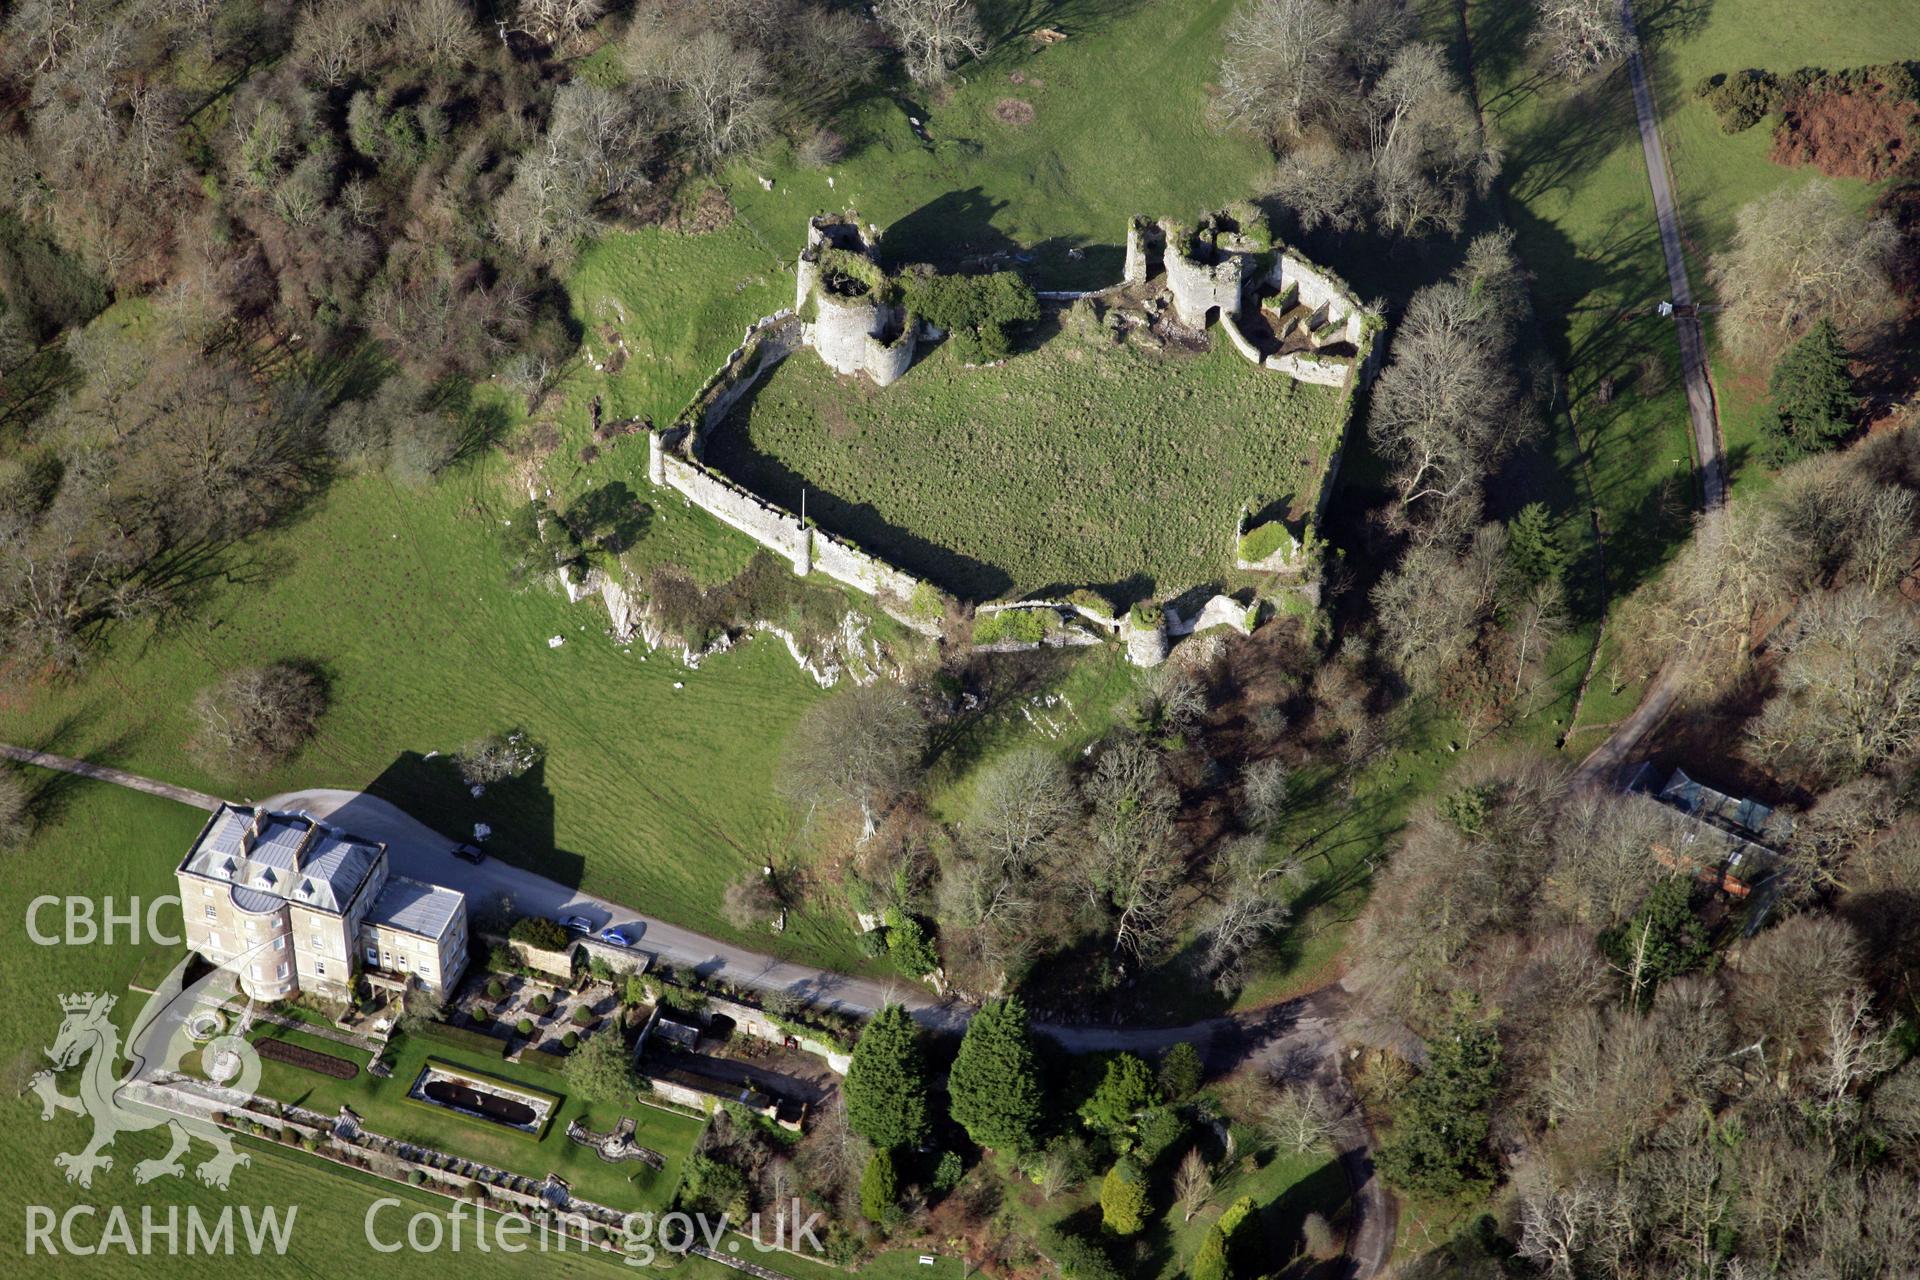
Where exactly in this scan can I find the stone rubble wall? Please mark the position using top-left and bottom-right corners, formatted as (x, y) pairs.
(658, 449), (811, 572)
(977, 598), (1121, 633)
(1122, 613), (1170, 667)
(692, 992), (853, 1074)
(1266, 351), (1352, 387)
(698, 313), (802, 434)
(1169, 594), (1253, 638)
(1268, 252), (1370, 348)
(1217, 309), (1265, 364)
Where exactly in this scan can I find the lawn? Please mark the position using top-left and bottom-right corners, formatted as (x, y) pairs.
(0, 455), (887, 965)
(240, 1020), (704, 1214)
(0, 776), (626, 1277)
(706, 333), (1349, 604)
(721, 0), (1277, 289)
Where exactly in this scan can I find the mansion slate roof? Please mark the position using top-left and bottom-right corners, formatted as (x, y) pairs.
(367, 876), (464, 941)
(180, 803), (384, 916)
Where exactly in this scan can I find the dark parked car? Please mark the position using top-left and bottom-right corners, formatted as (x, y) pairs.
(450, 843), (485, 864)
(561, 914), (594, 935)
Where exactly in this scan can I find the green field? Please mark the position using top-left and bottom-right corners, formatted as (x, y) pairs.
(0, 0), (1283, 970)
(1462, 0), (1915, 748)
(708, 334), (1348, 603)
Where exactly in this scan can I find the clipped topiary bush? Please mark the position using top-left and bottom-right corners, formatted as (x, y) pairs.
(562, 1032), (580, 1051)
(485, 979), (505, 1000)
(572, 1004), (595, 1026)
(516, 1017), (535, 1036)
(531, 994), (551, 1014)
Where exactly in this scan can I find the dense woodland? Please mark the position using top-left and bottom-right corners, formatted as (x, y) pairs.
(0, 0), (878, 671)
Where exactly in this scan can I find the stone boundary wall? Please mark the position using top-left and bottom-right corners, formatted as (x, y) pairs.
(647, 327), (943, 635)
(696, 992), (853, 1074)
(1267, 351), (1351, 387)
(697, 312), (801, 434)
(977, 598), (1122, 633)
(658, 446), (810, 570)
(1168, 594), (1253, 638)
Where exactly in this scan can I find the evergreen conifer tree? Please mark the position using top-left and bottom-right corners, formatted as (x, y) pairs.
(949, 996), (1045, 1151)
(844, 1003), (931, 1149)
(1767, 318), (1855, 460)
(1099, 1157), (1149, 1235)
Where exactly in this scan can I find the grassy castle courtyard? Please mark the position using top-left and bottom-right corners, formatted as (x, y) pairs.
(705, 327), (1350, 604)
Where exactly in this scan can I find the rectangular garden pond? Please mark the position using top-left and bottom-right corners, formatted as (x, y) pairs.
(406, 1058), (562, 1141)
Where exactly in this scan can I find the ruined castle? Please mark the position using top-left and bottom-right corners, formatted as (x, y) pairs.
(794, 216), (917, 386)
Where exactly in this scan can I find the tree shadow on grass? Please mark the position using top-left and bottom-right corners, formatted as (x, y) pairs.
(881, 187), (1114, 287)
(17, 714), (143, 832)
(881, 187), (1020, 270)
(1260, 1158), (1354, 1278)
(977, 0), (1151, 45)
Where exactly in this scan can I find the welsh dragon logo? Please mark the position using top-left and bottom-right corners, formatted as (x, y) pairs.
(29, 948), (265, 1190)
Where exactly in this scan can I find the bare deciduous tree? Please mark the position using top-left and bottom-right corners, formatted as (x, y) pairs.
(664, 29), (773, 163)
(1733, 914), (1864, 1077)
(1749, 587), (1920, 782)
(1372, 523), (1509, 687)
(1813, 987), (1899, 1126)
(1173, 1147), (1213, 1221)
(514, 0), (604, 46)
(963, 747), (1076, 875)
(1240, 757), (1291, 833)
(779, 682), (925, 842)
(1628, 499), (1790, 673)
(873, 0), (986, 88)
(192, 663), (329, 772)
(1078, 735), (1180, 959)
(1216, 0), (1346, 137)
(1532, 0), (1636, 82)
(1711, 182), (1898, 358)
(1367, 239), (1525, 535)
(1196, 836), (1299, 993)
(1262, 1081), (1341, 1154)
(396, 0), (479, 69)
